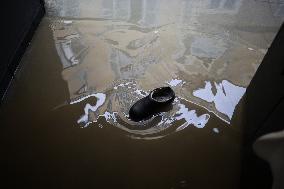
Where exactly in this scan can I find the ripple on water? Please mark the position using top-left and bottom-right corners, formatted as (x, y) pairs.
(69, 79), (211, 140)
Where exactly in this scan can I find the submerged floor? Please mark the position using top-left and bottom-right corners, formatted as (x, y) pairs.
(1, 0), (284, 188)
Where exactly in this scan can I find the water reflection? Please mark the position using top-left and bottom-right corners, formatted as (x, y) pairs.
(273, 3), (284, 19)
(45, 0), (284, 25)
(48, 0), (284, 138)
(208, 0), (243, 13)
(101, 0), (131, 20)
(52, 23), (89, 69)
(191, 36), (227, 62)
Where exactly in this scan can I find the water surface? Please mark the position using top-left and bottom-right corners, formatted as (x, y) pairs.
(1, 0), (284, 188)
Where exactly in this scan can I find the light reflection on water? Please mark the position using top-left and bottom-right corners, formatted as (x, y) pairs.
(193, 80), (246, 120)
(167, 79), (185, 87)
(75, 93), (106, 126)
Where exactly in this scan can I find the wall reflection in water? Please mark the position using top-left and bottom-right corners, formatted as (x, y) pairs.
(49, 0), (284, 138)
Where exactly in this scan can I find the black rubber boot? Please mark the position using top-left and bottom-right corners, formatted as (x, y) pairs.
(129, 87), (175, 122)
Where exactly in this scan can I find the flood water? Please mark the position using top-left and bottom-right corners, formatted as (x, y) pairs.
(1, 0), (284, 188)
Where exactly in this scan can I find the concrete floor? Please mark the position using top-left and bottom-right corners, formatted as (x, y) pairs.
(0, 0), (283, 188)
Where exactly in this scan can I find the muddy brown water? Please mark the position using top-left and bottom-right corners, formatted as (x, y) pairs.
(1, 0), (283, 188)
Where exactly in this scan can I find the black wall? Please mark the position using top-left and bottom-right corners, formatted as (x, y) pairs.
(0, 0), (45, 101)
(240, 23), (284, 189)
(244, 24), (284, 143)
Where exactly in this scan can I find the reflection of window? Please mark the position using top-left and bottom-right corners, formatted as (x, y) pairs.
(208, 0), (242, 14)
(113, 0), (131, 20)
(101, 0), (159, 27)
(209, 0), (239, 10)
(61, 0), (80, 17)
(101, 0), (131, 20)
(139, 0), (159, 27)
(129, 0), (143, 23)
(102, 0), (113, 18)
(223, 0), (237, 10)
(210, 0), (222, 9)
(274, 4), (284, 19)
(55, 33), (88, 69)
